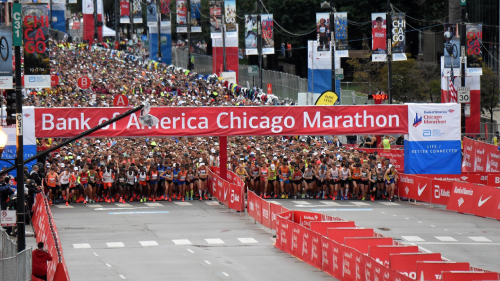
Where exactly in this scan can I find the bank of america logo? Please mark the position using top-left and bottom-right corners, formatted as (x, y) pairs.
(448, 109), (455, 113)
(458, 197), (464, 207)
(413, 113), (422, 127)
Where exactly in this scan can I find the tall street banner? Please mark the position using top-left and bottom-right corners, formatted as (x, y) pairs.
(212, 36), (238, 79)
(244, 14), (258, 55)
(224, 0), (237, 37)
(308, 41), (331, 95)
(209, 0), (222, 38)
(132, 0), (142, 23)
(261, 14), (274, 55)
(146, 0), (157, 26)
(23, 3), (51, 88)
(404, 103), (461, 174)
(160, 0), (170, 21)
(334, 12), (348, 57)
(0, 26), (13, 89)
(191, 0), (201, 32)
(371, 13), (387, 62)
(392, 13), (406, 61)
(466, 23), (482, 76)
(120, 0), (130, 23)
(316, 13), (330, 52)
(176, 0), (187, 32)
(443, 23), (460, 70)
(51, 3), (66, 33)
(82, 0), (103, 44)
(149, 21), (172, 64)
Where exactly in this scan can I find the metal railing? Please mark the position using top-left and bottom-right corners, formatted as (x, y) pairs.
(171, 47), (213, 75)
(0, 229), (32, 281)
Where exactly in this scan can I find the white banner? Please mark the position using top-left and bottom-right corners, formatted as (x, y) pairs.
(407, 103), (461, 142)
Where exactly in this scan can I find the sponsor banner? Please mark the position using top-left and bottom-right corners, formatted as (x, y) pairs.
(416, 261), (470, 281)
(327, 227), (374, 244)
(120, 0), (130, 23)
(190, 0), (201, 32)
(244, 15), (258, 55)
(208, 167), (244, 212)
(149, 22), (172, 63)
(446, 181), (477, 214)
(368, 245), (419, 267)
(372, 13), (387, 62)
(422, 174), (481, 184)
(398, 174), (432, 202)
(224, 0), (237, 37)
(390, 253), (442, 279)
(462, 137), (475, 171)
(132, 0), (142, 23)
(316, 13), (330, 52)
(431, 179), (453, 205)
(34, 105), (409, 138)
(160, 0), (170, 21)
(261, 200), (271, 229)
(391, 13), (407, 61)
(445, 181), (500, 218)
(146, 0), (157, 26)
(487, 174), (500, 186)
(441, 271), (500, 281)
(462, 138), (500, 173)
(227, 183), (244, 212)
(344, 237), (393, 255)
(248, 191), (262, 223)
(334, 12), (348, 57)
(404, 140), (461, 174)
(342, 245), (359, 280)
(0, 20), (13, 89)
(310, 221), (356, 237)
(362, 148), (404, 172)
(308, 41), (332, 94)
(321, 236), (342, 278)
(466, 23), (482, 75)
(291, 224), (305, 259)
(293, 211), (322, 228)
(176, 0), (187, 32)
(209, 0), (222, 38)
(444, 23), (460, 69)
(269, 202), (282, 231)
(309, 230), (322, 267)
(83, 0), (104, 44)
(277, 213), (293, 254)
(23, 3), (51, 88)
(261, 14), (274, 55)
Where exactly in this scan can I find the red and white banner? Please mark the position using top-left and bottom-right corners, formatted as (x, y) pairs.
(462, 138), (500, 173)
(441, 271), (500, 281)
(82, 0), (103, 44)
(446, 181), (500, 219)
(213, 37), (239, 80)
(270, 203), (282, 231)
(415, 261), (470, 281)
(398, 174), (432, 202)
(310, 221), (356, 236)
(431, 179), (454, 205)
(344, 237), (393, 255)
(327, 228), (374, 244)
(247, 191), (262, 224)
(368, 245), (419, 267)
(208, 167), (244, 212)
(390, 253), (442, 279)
(34, 106), (409, 138)
(362, 148), (405, 172)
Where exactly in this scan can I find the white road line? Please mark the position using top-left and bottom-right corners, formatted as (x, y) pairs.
(105, 263), (112, 268)
(205, 201), (220, 206)
(116, 203), (133, 208)
(204, 260), (211, 265)
(417, 246), (433, 253)
(266, 200), (281, 205)
(402, 236), (425, 242)
(405, 218), (409, 220)
(106, 242), (125, 248)
(406, 242), (500, 245)
(54, 205), (74, 209)
(320, 201), (341, 206)
(270, 237), (276, 243)
(418, 221), (423, 223)
(93, 252), (99, 257)
(430, 225), (436, 227)
(119, 275), (126, 279)
(205, 238), (225, 244)
(174, 202), (193, 206)
(144, 203), (163, 207)
(393, 215), (397, 217)
(380, 211), (385, 214)
(435, 236), (458, 242)
(187, 249), (195, 253)
(292, 201), (310, 205)
(73, 243), (91, 249)
(351, 202), (370, 206)
(86, 204), (103, 208)
(237, 238), (259, 244)
(468, 236), (492, 242)
(379, 202), (400, 206)
(139, 241), (159, 246)
(94, 207), (152, 211)
(222, 272), (229, 277)
(172, 239), (192, 245)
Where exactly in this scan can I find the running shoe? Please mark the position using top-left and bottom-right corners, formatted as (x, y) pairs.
(49, 200), (53, 205)
(285, 194), (289, 199)
(371, 196), (375, 202)
(83, 200), (87, 204)
(148, 197), (153, 201)
(260, 194), (263, 198)
(63, 196), (66, 200)
(55, 199), (59, 204)
(274, 194), (278, 198)
(169, 198), (172, 202)
(190, 197), (193, 201)
(281, 194), (285, 199)
(198, 197), (201, 201)
(111, 198), (115, 203)
(205, 194), (208, 200)
(340, 196), (344, 200)
(172, 194), (177, 199)
(130, 197), (133, 202)
(344, 196), (348, 200)
(182, 197), (185, 202)
(361, 197), (365, 201)
(301, 194), (305, 199)
(159, 195), (164, 200)
(65, 202), (69, 206)
(294, 195), (297, 199)
(153, 198), (156, 203)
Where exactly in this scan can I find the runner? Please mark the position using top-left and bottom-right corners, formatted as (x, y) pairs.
(329, 163), (340, 200)
(384, 164), (398, 202)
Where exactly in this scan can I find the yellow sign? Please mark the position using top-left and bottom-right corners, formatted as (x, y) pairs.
(315, 91), (339, 105)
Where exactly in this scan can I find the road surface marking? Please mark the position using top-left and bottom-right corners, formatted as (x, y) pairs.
(204, 260), (211, 265)
(139, 241), (159, 246)
(172, 239), (192, 245)
(311, 208), (373, 211)
(292, 201), (310, 205)
(116, 203), (133, 208)
(351, 202), (370, 206)
(379, 202), (399, 206)
(86, 204), (103, 208)
(119, 275), (126, 279)
(55, 205), (74, 209)
(266, 200), (281, 205)
(106, 242), (125, 248)
(73, 243), (91, 249)
(205, 238), (225, 244)
(468, 237), (492, 242)
(106, 263), (112, 267)
(320, 201), (341, 206)
(95, 207), (152, 211)
(222, 272), (229, 277)
(435, 236), (457, 242)
(237, 238), (258, 244)
(402, 236), (425, 242)
(144, 203), (163, 207)
(108, 211), (170, 214)
(205, 201), (220, 206)
(174, 202), (193, 206)
(187, 249), (195, 253)
(93, 252), (99, 256)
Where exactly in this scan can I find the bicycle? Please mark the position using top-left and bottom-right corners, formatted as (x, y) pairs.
(444, 41), (458, 59)
(0, 36), (9, 61)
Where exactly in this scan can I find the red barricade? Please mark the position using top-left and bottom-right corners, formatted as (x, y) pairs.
(269, 203), (282, 231)
(293, 211), (323, 228)
(261, 200), (271, 229)
(487, 174), (500, 186)
(390, 253), (442, 279)
(447, 181), (500, 219)
(431, 179), (454, 205)
(441, 271), (500, 281)
(462, 138), (500, 173)
(310, 221), (356, 236)
(398, 174), (432, 202)
(344, 237), (393, 254)
(342, 245), (361, 281)
(362, 148), (405, 172)
(415, 261), (470, 281)
(32, 193), (70, 281)
(321, 236), (343, 279)
(369, 245), (420, 267)
(327, 228), (374, 244)
(423, 174), (482, 184)
(247, 191), (262, 224)
(227, 183), (244, 212)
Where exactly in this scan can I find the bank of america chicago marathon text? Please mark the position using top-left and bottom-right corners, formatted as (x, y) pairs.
(41, 110), (402, 133)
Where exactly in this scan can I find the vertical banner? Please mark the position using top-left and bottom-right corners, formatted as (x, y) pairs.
(51, 2), (67, 33)
(190, 0), (201, 32)
(0, 25), (13, 89)
(23, 3), (51, 88)
(176, 0), (187, 32)
(224, 0), (237, 37)
(149, 21), (172, 64)
(261, 14), (274, 54)
(132, 0), (142, 23)
(391, 13), (406, 61)
(316, 13), (330, 52)
(120, 0), (130, 23)
(146, 0), (157, 26)
(212, 36), (238, 80)
(443, 23), (460, 70)
(160, 0), (170, 21)
(244, 14), (258, 55)
(371, 13), (387, 62)
(466, 23), (482, 76)
(307, 41), (332, 95)
(82, 0), (103, 44)
(209, 0), (222, 38)
(404, 103), (462, 174)
(334, 12), (348, 57)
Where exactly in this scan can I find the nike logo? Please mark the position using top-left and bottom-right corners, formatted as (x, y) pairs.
(478, 195), (492, 207)
(417, 183), (427, 196)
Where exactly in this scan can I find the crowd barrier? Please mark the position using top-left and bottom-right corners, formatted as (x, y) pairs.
(208, 167), (245, 212)
(462, 137), (500, 173)
(32, 193), (70, 281)
(361, 148), (404, 173)
(245, 190), (500, 281)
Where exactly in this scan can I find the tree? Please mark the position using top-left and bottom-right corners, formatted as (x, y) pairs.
(379, 58), (430, 103)
(480, 66), (500, 122)
(417, 61), (441, 103)
(346, 57), (384, 95)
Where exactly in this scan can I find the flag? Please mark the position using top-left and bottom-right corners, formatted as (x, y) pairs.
(448, 67), (458, 103)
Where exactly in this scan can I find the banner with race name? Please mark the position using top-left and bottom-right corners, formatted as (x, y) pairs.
(132, 0), (142, 23)
(371, 13), (387, 62)
(334, 12), (348, 57)
(391, 13), (406, 61)
(34, 105), (409, 138)
(120, 0), (130, 23)
(404, 103), (461, 174)
(466, 23), (482, 76)
(209, 0), (222, 38)
(224, 0), (237, 37)
(160, 0), (170, 21)
(244, 14), (258, 55)
(261, 14), (274, 54)
(146, 0), (157, 26)
(23, 3), (51, 88)
(176, 0), (187, 32)
(191, 0), (201, 32)
(462, 137), (500, 173)
(0, 25), (13, 89)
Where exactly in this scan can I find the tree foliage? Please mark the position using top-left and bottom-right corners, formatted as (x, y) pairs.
(480, 65), (500, 122)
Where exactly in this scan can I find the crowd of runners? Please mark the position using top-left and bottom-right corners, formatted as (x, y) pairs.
(18, 42), (400, 207)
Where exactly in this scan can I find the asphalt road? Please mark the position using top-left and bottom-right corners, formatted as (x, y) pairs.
(26, 198), (500, 280)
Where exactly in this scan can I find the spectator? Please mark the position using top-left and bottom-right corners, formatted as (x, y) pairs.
(32, 242), (53, 281)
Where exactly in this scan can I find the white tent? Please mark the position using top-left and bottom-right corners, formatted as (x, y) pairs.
(102, 26), (116, 37)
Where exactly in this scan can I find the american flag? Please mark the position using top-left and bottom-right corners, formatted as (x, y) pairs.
(448, 67), (458, 103)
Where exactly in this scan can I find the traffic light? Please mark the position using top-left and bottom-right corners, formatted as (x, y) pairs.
(6, 90), (16, 126)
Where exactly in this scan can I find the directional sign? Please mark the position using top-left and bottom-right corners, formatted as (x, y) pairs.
(113, 94), (129, 106)
(248, 65), (259, 76)
(457, 87), (470, 103)
(12, 4), (22, 46)
(78, 76), (91, 89)
(461, 0), (466, 6)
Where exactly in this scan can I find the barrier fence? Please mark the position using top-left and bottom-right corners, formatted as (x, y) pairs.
(0, 227), (17, 259)
(246, 189), (500, 280)
(462, 137), (500, 173)
(208, 167), (245, 212)
(0, 247), (32, 281)
(31, 193), (70, 281)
